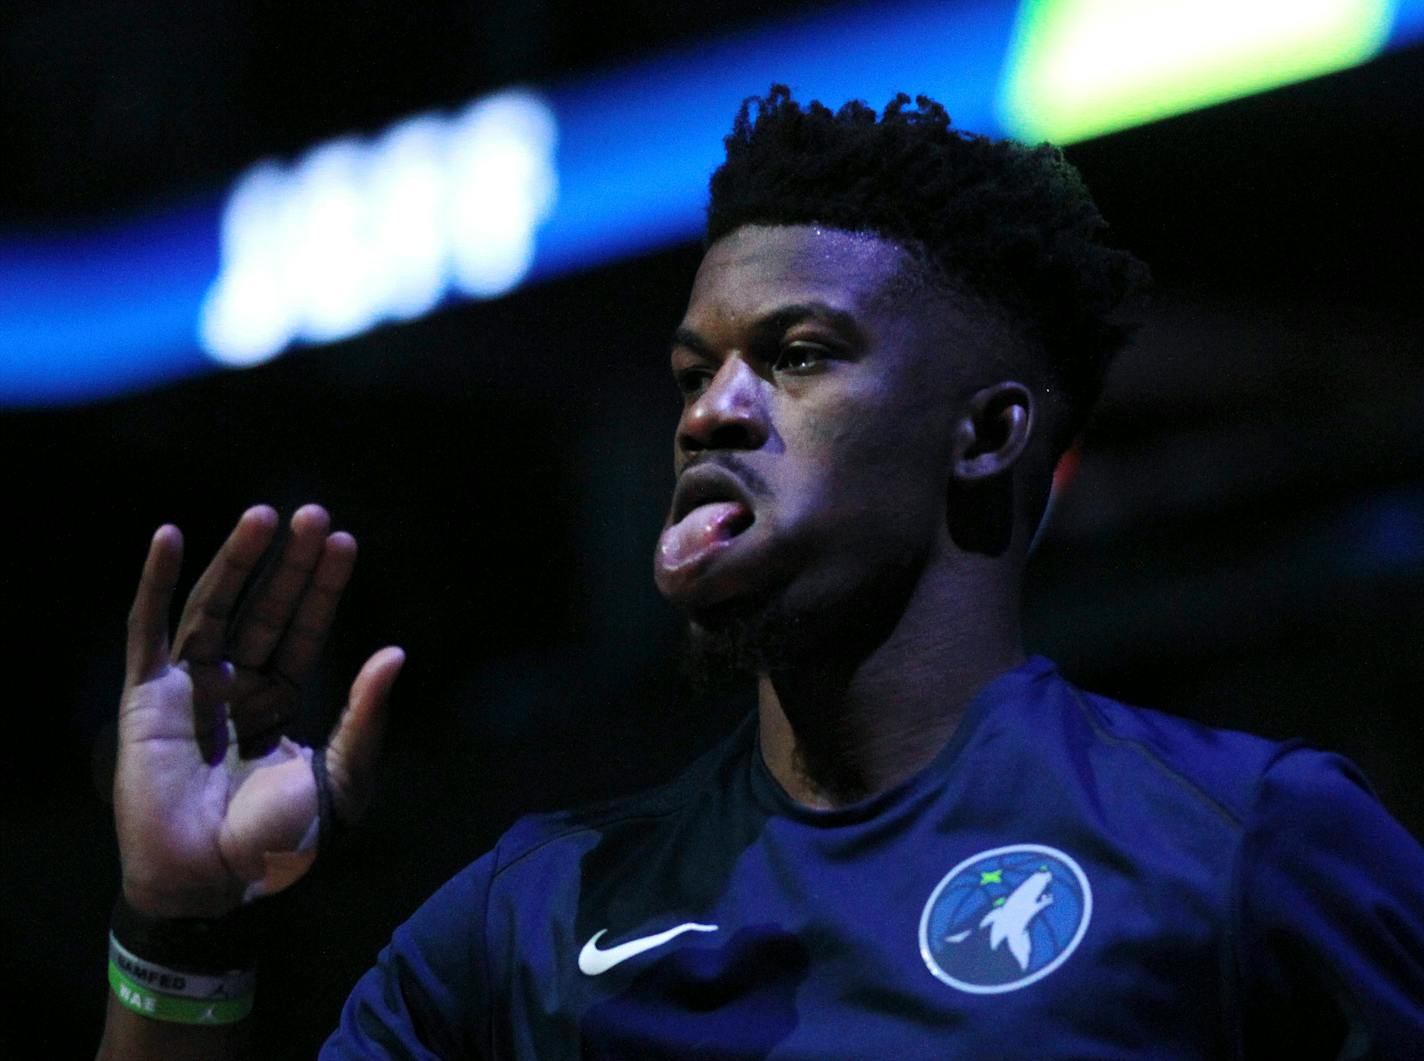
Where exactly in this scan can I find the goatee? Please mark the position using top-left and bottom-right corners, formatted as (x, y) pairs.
(682, 599), (805, 697)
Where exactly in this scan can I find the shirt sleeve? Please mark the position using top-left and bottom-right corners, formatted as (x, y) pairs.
(1231, 746), (1424, 1060)
(320, 853), (495, 1060)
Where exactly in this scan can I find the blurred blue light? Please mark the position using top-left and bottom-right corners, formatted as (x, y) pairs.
(0, 200), (220, 403)
(2, 0), (1419, 404)
(531, 0), (1016, 280)
(199, 92), (558, 367)
(1390, 0), (1424, 46)
(0, 0), (1017, 405)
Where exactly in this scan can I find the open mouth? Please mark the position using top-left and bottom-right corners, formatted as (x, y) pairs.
(656, 466), (757, 574)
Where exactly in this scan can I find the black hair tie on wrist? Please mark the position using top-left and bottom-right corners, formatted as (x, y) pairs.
(311, 746), (350, 855)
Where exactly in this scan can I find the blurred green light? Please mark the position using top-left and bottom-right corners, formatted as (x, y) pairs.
(999, 0), (1393, 144)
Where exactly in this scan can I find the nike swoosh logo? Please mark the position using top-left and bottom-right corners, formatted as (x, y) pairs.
(578, 922), (719, 976)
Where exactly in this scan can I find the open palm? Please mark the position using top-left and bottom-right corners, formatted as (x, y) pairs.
(115, 505), (403, 918)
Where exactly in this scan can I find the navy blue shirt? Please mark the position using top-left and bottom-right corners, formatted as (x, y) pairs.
(323, 657), (1424, 1058)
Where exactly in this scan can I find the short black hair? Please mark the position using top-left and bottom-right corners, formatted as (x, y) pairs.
(706, 85), (1149, 455)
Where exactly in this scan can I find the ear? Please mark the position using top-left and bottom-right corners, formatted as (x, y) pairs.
(949, 381), (1034, 484)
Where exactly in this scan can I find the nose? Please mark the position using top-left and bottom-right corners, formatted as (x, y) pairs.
(677, 355), (769, 456)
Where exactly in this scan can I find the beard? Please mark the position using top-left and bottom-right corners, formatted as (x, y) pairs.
(682, 596), (806, 697)
(680, 550), (927, 698)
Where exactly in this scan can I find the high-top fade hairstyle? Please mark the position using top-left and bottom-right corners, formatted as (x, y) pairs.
(706, 85), (1149, 457)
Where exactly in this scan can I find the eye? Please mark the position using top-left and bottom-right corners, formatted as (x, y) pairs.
(675, 366), (714, 398)
(773, 343), (829, 374)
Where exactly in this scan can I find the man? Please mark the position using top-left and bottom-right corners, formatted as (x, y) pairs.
(99, 88), (1424, 1058)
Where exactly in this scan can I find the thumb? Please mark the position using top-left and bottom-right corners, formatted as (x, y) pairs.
(323, 646), (405, 824)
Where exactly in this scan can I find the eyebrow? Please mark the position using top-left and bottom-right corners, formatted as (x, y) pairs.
(671, 301), (866, 357)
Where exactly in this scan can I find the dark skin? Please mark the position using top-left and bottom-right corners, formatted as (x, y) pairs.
(659, 224), (1038, 807)
(99, 505), (403, 1059)
(100, 222), (1039, 1056)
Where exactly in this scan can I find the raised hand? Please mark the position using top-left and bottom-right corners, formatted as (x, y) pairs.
(114, 505), (404, 919)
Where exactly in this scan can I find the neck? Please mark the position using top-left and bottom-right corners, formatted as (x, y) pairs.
(756, 557), (1025, 809)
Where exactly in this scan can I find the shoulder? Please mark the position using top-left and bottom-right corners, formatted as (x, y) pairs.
(1227, 744), (1424, 1052)
(1050, 672), (1299, 827)
(1027, 658), (1414, 856)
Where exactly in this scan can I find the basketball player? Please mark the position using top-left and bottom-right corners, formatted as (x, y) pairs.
(98, 87), (1424, 1059)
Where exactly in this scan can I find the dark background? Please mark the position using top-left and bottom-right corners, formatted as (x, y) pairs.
(3, 2), (1422, 1056)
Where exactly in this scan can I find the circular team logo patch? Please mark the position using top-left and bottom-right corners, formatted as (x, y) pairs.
(919, 844), (1092, 995)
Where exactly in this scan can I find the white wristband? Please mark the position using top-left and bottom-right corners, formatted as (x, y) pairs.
(108, 933), (256, 1000)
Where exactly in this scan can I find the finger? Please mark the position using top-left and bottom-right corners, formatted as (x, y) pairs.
(269, 531), (358, 687)
(171, 505), (279, 664)
(182, 659), (236, 764)
(125, 525), (183, 685)
(228, 504), (331, 671)
(231, 679), (300, 759)
(323, 647), (405, 822)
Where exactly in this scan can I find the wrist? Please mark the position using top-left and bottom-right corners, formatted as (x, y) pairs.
(119, 876), (244, 920)
(108, 895), (259, 1025)
(111, 894), (259, 970)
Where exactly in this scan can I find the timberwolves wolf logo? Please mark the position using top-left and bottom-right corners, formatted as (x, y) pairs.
(919, 844), (1092, 994)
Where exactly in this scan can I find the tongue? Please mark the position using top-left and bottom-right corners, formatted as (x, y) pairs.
(658, 501), (750, 569)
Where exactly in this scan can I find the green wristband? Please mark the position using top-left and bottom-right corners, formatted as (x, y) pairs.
(108, 961), (254, 1025)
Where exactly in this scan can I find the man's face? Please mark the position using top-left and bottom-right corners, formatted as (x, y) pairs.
(655, 224), (977, 659)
